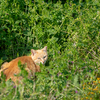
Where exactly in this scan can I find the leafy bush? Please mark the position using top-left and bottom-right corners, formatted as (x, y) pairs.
(0, 0), (100, 99)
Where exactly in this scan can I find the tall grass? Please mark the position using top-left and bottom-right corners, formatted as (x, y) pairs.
(0, 0), (100, 99)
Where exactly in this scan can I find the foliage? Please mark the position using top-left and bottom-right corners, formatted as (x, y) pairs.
(0, 0), (100, 99)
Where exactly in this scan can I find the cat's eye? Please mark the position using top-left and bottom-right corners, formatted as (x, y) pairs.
(43, 56), (46, 59)
(38, 57), (41, 59)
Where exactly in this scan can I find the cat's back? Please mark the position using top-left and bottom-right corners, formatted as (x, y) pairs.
(4, 56), (36, 78)
(6, 56), (34, 68)
(9, 56), (33, 64)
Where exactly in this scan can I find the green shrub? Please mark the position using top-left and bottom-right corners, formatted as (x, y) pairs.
(0, 0), (100, 99)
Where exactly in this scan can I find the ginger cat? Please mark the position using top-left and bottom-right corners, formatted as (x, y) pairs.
(1, 46), (48, 69)
(0, 46), (47, 84)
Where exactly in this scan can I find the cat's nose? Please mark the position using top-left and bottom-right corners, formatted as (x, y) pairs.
(41, 59), (44, 64)
(43, 61), (46, 65)
(42, 61), (44, 64)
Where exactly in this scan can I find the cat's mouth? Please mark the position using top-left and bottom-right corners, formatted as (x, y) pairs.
(41, 61), (46, 65)
(36, 61), (45, 65)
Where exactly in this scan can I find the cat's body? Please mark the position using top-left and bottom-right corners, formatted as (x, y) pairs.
(1, 56), (40, 84)
(0, 46), (47, 84)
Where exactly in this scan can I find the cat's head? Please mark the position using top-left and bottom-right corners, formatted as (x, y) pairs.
(31, 46), (48, 65)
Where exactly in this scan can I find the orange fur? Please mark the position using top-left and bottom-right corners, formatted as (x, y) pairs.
(0, 46), (48, 84)
(0, 56), (40, 84)
(1, 46), (48, 69)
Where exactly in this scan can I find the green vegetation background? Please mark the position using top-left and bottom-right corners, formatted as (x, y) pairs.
(0, 0), (100, 99)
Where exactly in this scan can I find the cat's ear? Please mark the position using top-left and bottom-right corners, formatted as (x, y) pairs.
(42, 46), (47, 52)
(31, 49), (36, 55)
